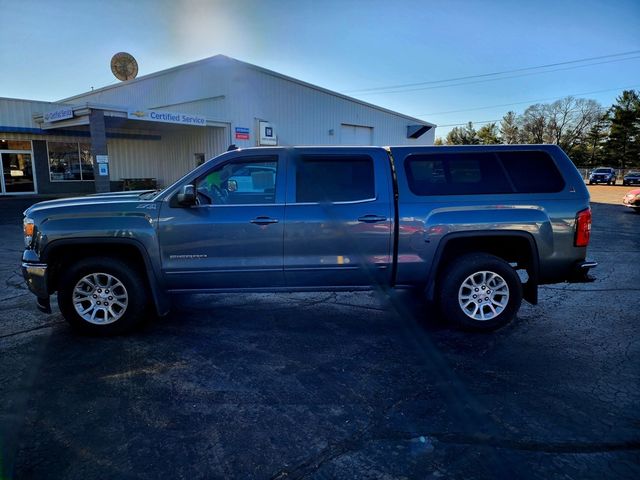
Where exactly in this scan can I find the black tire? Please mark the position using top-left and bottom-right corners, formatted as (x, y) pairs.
(438, 253), (522, 332)
(589, 181), (593, 185)
(57, 257), (150, 335)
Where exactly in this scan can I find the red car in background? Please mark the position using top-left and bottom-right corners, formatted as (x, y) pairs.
(622, 188), (640, 213)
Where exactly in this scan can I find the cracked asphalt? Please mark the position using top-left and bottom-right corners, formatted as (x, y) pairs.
(1, 187), (639, 479)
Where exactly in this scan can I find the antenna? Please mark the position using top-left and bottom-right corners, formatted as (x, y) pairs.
(110, 52), (139, 81)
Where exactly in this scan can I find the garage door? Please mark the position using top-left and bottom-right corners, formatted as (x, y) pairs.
(340, 124), (373, 145)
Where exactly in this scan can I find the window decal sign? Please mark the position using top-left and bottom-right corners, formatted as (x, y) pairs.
(235, 127), (250, 140)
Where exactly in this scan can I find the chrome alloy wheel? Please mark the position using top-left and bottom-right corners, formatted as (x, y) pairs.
(72, 273), (128, 325)
(458, 270), (509, 321)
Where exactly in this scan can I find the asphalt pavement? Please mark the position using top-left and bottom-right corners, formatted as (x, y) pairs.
(0, 189), (638, 479)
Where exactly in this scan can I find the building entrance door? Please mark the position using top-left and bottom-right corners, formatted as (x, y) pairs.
(1, 152), (36, 194)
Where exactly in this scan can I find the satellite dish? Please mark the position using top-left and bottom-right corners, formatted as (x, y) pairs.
(110, 52), (138, 81)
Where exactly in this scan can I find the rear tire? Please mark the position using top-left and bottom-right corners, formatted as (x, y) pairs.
(438, 253), (522, 332)
(57, 257), (150, 335)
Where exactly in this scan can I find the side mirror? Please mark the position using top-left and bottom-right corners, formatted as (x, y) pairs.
(177, 184), (196, 206)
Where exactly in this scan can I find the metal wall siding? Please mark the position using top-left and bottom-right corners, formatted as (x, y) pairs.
(0, 98), (74, 128)
(232, 68), (434, 146)
(106, 126), (227, 187)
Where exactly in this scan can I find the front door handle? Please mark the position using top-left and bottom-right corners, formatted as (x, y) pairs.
(250, 216), (279, 225)
(357, 215), (387, 223)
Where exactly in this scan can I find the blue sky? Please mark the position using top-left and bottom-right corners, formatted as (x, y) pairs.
(1, 0), (639, 139)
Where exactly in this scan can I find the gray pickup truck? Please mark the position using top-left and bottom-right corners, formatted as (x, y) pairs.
(22, 145), (596, 335)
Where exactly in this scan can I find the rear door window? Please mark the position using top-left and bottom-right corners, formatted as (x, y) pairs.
(295, 155), (375, 203)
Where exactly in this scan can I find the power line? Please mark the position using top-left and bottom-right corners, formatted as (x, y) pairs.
(350, 56), (640, 95)
(416, 84), (640, 116)
(437, 119), (501, 128)
(345, 50), (640, 94)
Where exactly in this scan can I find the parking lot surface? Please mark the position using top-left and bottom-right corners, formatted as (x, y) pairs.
(1, 187), (639, 479)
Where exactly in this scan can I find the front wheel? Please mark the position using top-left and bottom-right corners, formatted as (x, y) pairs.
(438, 253), (523, 331)
(57, 257), (150, 335)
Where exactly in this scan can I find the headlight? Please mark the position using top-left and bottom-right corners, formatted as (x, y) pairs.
(23, 218), (35, 248)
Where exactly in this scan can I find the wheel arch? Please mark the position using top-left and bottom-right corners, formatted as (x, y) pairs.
(426, 231), (539, 305)
(42, 238), (169, 316)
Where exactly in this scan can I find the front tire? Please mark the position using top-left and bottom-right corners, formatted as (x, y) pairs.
(57, 257), (150, 335)
(439, 253), (522, 332)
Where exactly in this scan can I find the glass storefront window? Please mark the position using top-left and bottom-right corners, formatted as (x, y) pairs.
(48, 141), (94, 181)
(79, 143), (94, 180)
(0, 140), (31, 150)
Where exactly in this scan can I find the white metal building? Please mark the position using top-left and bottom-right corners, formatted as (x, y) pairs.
(0, 55), (435, 195)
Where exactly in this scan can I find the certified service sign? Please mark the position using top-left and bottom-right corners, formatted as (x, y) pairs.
(44, 107), (73, 123)
(128, 110), (206, 127)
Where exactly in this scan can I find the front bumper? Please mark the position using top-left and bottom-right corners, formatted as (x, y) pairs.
(21, 262), (52, 313)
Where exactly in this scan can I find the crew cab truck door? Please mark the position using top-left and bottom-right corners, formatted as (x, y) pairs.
(283, 148), (393, 287)
(158, 152), (286, 290)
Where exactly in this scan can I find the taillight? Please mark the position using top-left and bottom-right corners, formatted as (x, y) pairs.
(575, 208), (592, 247)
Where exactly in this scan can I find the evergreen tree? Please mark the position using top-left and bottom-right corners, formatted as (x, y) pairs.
(445, 127), (465, 145)
(604, 90), (640, 169)
(583, 113), (610, 167)
(477, 123), (501, 144)
(500, 111), (519, 144)
(462, 122), (480, 144)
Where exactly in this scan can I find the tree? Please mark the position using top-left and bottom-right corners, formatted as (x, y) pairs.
(520, 104), (546, 143)
(477, 123), (501, 144)
(500, 111), (519, 144)
(604, 90), (640, 169)
(462, 122), (479, 144)
(446, 122), (479, 145)
(434, 137), (444, 145)
(544, 97), (604, 157)
(582, 113), (610, 167)
(445, 126), (465, 145)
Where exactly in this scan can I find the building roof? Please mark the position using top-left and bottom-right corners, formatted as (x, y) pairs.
(60, 55), (434, 127)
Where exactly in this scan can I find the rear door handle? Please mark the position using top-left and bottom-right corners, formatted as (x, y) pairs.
(357, 215), (387, 223)
(250, 216), (279, 225)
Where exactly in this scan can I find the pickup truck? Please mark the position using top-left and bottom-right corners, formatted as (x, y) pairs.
(22, 145), (597, 335)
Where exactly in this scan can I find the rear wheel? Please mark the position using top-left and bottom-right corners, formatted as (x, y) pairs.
(439, 253), (522, 331)
(57, 257), (149, 335)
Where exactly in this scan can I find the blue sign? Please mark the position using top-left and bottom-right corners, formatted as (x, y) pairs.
(235, 127), (250, 134)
